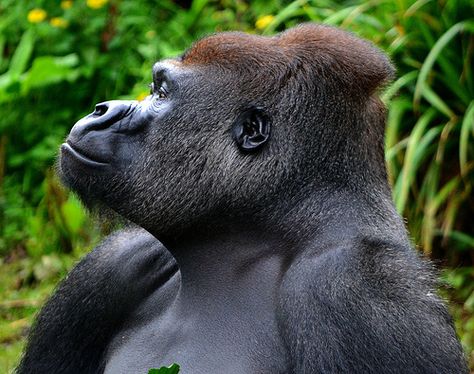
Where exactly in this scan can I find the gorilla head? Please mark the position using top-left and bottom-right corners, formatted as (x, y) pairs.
(60, 24), (394, 241)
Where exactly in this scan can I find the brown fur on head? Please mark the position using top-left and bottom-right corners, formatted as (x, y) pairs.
(183, 23), (394, 96)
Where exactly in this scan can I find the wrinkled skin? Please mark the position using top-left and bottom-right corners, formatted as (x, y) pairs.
(17, 24), (468, 374)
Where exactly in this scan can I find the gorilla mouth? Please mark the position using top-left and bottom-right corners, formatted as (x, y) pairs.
(61, 142), (109, 166)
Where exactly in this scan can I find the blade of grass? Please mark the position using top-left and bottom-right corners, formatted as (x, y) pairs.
(0, 35), (5, 70)
(185, 0), (212, 29)
(426, 176), (460, 218)
(387, 125), (441, 165)
(322, 5), (358, 25)
(412, 125), (444, 168)
(418, 161), (440, 253)
(385, 98), (412, 150)
(435, 229), (474, 251)
(417, 17), (437, 48)
(385, 98), (412, 185)
(263, 0), (309, 34)
(441, 185), (471, 244)
(382, 70), (418, 103)
(386, 138), (409, 162)
(438, 72), (471, 106)
(435, 117), (457, 163)
(387, 33), (409, 55)
(404, 0), (432, 17)
(414, 21), (474, 109)
(303, 1), (338, 21)
(420, 84), (455, 118)
(340, 0), (383, 28)
(459, 101), (474, 176)
(462, 36), (473, 94)
(393, 108), (437, 213)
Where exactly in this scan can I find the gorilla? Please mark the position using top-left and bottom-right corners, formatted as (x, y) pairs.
(17, 24), (467, 373)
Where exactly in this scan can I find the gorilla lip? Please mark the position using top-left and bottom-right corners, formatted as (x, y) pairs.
(61, 142), (109, 166)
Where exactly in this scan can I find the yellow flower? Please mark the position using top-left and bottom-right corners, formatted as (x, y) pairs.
(50, 17), (69, 28)
(136, 92), (149, 101)
(61, 0), (73, 10)
(255, 15), (274, 30)
(27, 8), (47, 23)
(86, 0), (108, 9)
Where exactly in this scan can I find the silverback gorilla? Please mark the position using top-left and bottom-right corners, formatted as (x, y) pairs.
(17, 24), (467, 373)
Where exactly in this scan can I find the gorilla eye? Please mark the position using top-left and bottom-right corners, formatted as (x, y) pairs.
(149, 82), (168, 99)
(157, 86), (167, 99)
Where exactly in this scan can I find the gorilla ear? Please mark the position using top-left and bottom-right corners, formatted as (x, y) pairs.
(232, 108), (271, 153)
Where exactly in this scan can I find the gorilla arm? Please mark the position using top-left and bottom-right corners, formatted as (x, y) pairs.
(16, 228), (178, 374)
(279, 237), (468, 374)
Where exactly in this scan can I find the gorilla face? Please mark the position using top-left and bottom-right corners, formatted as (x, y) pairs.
(60, 60), (277, 237)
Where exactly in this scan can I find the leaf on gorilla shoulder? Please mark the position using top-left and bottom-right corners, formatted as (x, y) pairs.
(148, 363), (180, 374)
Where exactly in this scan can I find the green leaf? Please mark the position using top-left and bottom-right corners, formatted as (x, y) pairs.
(7, 29), (35, 78)
(148, 363), (180, 374)
(23, 54), (79, 91)
(61, 195), (86, 235)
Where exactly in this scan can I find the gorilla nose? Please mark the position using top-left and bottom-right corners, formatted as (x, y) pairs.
(69, 100), (138, 139)
(91, 101), (135, 124)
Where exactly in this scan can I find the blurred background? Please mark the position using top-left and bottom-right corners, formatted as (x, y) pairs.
(0, 0), (473, 371)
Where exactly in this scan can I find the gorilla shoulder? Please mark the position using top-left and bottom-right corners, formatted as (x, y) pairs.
(281, 237), (465, 373)
(16, 227), (179, 374)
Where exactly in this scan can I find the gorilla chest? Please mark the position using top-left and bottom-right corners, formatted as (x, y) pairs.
(104, 302), (289, 374)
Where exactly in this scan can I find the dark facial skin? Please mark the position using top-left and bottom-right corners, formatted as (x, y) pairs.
(18, 24), (467, 374)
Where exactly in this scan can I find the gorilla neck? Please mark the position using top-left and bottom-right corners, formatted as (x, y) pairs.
(275, 182), (407, 244)
(151, 185), (406, 309)
(164, 231), (291, 310)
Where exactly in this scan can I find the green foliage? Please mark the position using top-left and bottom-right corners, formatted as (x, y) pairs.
(148, 363), (180, 374)
(443, 268), (474, 365)
(0, 0), (473, 371)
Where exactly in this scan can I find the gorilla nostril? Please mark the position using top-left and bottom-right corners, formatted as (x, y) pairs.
(93, 103), (109, 117)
